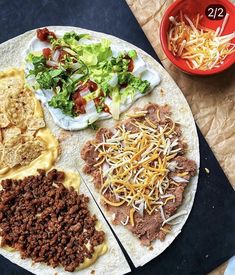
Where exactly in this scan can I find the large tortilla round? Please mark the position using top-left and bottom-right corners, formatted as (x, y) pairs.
(0, 26), (199, 271)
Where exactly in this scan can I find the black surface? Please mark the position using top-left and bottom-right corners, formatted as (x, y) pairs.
(0, 0), (235, 274)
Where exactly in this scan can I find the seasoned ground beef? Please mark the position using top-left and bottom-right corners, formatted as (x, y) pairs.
(0, 169), (105, 272)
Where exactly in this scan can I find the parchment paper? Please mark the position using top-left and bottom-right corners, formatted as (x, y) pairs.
(126, 0), (235, 190)
(126, 0), (235, 273)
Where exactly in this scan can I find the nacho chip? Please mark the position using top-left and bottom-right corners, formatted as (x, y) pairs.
(6, 89), (35, 128)
(16, 139), (46, 166)
(3, 147), (21, 168)
(3, 127), (22, 146)
(0, 113), (10, 128)
(26, 117), (45, 131)
(0, 100), (6, 112)
(0, 144), (4, 162)
(0, 145), (8, 171)
(0, 76), (23, 97)
(22, 131), (36, 142)
(0, 69), (58, 175)
(0, 129), (2, 143)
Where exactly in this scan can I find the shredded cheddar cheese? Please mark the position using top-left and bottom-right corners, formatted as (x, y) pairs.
(168, 12), (235, 70)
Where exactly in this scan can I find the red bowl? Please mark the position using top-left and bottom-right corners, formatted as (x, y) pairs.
(160, 0), (235, 75)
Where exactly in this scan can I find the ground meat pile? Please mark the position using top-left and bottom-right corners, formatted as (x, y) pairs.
(0, 169), (105, 272)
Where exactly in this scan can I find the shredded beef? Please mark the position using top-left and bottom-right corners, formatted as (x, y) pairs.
(0, 169), (105, 272)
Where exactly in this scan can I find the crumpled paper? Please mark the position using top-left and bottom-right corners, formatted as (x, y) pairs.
(126, 0), (235, 273)
(126, 0), (235, 191)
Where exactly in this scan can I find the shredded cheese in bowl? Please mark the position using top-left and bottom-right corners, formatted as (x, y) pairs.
(167, 12), (235, 70)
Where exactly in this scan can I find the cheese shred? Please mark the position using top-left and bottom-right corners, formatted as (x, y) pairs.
(167, 13), (235, 70)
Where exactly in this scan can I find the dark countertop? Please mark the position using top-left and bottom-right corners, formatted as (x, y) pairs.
(0, 1), (235, 274)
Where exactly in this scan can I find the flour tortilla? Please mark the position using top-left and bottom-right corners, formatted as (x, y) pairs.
(0, 26), (199, 270)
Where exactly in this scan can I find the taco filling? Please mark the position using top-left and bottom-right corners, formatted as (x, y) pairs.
(0, 169), (106, 272)
(81, 103), (197, 246)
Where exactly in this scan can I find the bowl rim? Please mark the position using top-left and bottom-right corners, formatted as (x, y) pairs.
(159, 0), (235, 75)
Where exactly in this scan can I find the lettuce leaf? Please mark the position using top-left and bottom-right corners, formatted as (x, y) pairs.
(27, 53), (46, 75)
(110, 87), (121, 120)
(118, 72), (150, 93)
(79, 39), (112, 65)
(48, 82), (74, 116)
(120, 86), (135, 103)
(128, 50), (137, 59)
(63, 32), (90, 45)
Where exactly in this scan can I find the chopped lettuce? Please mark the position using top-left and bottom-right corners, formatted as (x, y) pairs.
(120, 86), (135, 103)
(129, 76), (150, 93)
(63, 32), (90, 45)
(26, 30), (151, 118)
(36, 71), (54, 90)
(128, 50), (137, 59)
(27, 54), (46, 75)
(118, 72), (150, 93)
(48, 82), (75, 116)
(110, 87), (121, 120)
(79, 39), (112, 65)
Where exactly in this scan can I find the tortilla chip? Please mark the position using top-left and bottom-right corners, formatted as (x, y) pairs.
(3, 147), (20, 168)
(0, 113), (10, 128)
(0, 100), (6, 112)
(16, 139), (46, 166)
(0, 144), (8, 171)
(6, 89), (35, 128)
(3, 127), (22, 146)
(26, 117), (45, 131)
(0, 144), (4, 161)
(22, 131), (36, 142)
(0, 77), (23, 97)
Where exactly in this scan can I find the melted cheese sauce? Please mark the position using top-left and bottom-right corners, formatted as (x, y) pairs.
(0, 69), (59, 180)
